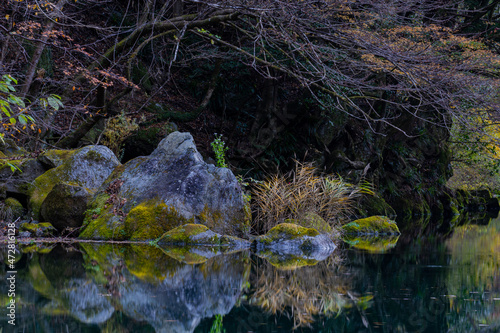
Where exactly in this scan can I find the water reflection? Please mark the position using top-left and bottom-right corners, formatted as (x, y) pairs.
(0, 219), (500, 332)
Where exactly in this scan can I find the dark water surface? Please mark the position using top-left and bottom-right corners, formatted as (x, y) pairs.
(1, 218), (499, 332)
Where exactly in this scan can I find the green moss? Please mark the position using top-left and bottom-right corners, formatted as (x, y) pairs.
(3, 197), (24, 219)
(29, 168), (70, 219)
(125, 199), (189, 241)
(156, 223), (212, 245)
(258, 223), (320, 245)
(20, 222), (57, 236)
(341, 216), (400, 235)
(38, 149), (76, 168)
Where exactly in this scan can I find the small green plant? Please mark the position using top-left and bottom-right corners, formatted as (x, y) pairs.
(209, 314), (225, 333)
(211, 133), (229, 168)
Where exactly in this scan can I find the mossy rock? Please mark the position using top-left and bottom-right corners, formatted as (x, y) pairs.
(20, 222), (57, 237)
(257, 223), (320, 245)
(29, 145), (120, 220)
(156, 223), (221, 246)
(125, 198), (189, 241)
(40, 183), (92, 231)
(38, 149), (76, 168)
(285, 212), (332, 234)
(2, 197), (24, 220)
(341, 216), (400, 236)
(80, 132), (250, 241)
(342, 235), (399, 253)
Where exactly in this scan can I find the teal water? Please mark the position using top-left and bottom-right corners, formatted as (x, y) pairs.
(1, 218), (500, 332)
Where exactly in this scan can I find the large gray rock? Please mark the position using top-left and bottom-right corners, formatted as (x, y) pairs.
(40, 183), (92, 231)
(28, 145), (120, 220)
(80, 132), (250, 240)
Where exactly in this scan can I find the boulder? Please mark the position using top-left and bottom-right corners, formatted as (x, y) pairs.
(80, 132), (250, 240)
(341, 215), (400, 235)
(252, 223), (337, 260)
(28, 145), (120, 220)
(40, 184), (92, 231)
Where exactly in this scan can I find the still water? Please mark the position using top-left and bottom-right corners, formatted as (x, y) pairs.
(1, 218), (499, 332)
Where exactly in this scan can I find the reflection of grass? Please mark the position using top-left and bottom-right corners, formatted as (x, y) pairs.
(249, 255), (370, 328)
(342, 235), (399, 253)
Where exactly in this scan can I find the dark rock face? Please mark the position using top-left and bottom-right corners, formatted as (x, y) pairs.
(40, 183), (92, 231)
(80, 132), (250, 240)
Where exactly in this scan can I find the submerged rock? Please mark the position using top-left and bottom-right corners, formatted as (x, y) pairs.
(80, 132), (250, 240)
(341, 216), (400, 236)
(253, 223), (337, 260)
(28, 145), (120, 220)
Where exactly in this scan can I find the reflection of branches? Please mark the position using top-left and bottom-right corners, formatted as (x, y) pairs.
(249, 254), (366, 329)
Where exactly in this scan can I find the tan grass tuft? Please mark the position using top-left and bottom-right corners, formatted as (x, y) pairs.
(252, 161), (372, 233)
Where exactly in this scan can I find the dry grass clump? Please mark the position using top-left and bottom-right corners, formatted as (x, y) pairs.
(252, 161), (372, 233)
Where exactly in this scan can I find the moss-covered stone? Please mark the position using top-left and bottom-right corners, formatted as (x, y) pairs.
(341, 216), (400, 235)
(342, 235), (399, 253)
(3, 197), (24, 219)
(257, 223), (320, 245)
(157, 223), (219, 245)
(37, 149), (76, 168)
(125, 199), (189, 241)
(20, 222), (57, 237)
(28, 145), (120, 220)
